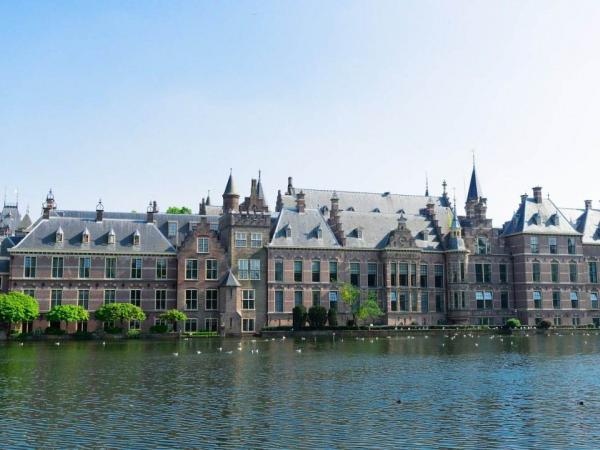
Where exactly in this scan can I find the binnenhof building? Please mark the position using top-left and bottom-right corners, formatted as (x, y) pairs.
(2, 164), (600, 336)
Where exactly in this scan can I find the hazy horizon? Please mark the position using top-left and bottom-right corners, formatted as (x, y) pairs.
(3, 1), (600, 224)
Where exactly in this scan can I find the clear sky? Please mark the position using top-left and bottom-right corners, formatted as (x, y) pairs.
(2, 1), (600, 224)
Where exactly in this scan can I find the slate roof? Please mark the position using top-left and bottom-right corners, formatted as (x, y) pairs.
(11, 217), (176, 254)
(563, 207), (600, 245)
(0, 203), (21, 234)
(220, 269), (241, 287)
(270, 209), (340, 248)
(466, 166), (482, 202)
(0, 235), (22, 257)
(502, 197), (580, 236)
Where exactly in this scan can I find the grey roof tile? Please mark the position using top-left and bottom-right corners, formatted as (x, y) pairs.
(502, 197), (580, 236)
(270, 209), (340, 248)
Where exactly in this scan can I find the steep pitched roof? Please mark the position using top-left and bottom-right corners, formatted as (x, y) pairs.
(223, 173), (237, 196)
(466, 166), (482, 202)
(11, 217), (176, 254)
(220, 269), (241, 287)
(563, 207), (600, 245)
(270, 209), (340, 248)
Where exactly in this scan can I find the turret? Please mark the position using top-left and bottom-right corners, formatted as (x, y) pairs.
(222, 170), (240, 213)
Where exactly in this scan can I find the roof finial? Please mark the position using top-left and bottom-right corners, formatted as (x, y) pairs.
(425, 172), (429, 197)
(258, 169), (261, 180)
(472, 149), (476, 167)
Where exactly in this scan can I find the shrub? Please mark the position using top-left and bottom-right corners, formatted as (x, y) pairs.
(150, 324), (168, 334)
(505, 318), (521, 329)
(44, 327), (65, 335)
(537, 319), (552, 330)
(292, 305), (307, 331)
(104, 326), (123, 335)
(308, 306), (328, 329)
(327, 308), (338, 327)
(127, 330), (141, 338)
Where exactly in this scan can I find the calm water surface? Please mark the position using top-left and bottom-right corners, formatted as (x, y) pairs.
(2, 333), (600, 449)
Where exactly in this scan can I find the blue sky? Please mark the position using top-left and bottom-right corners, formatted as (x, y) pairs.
(2, 1), (600, 222)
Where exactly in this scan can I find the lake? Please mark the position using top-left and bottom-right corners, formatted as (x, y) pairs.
(1, 333), (600, 449)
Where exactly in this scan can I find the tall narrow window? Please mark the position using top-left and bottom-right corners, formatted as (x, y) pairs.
(167, 222), (178, 238)
(242, 290), (255, 310)
(390, 291), (398, 311)
(390, 263), (397, 286)
(501, 291), (509, 309)
(274, 260), (284, 282)
(205, 289), (218, 310)
(197, 237), (209, 254)
(570, 291), (579, 308)
(435, 293), (444, 312)
(78, 290), (89, 309)
(533, 291), (542, 309)
(235, 232), (247, 248)
(399, 292), (408, 311)
(312, 289), (320, 306)
(589, 262), (598, 284)
(551, 261), (559, 283)
(104, 289), (116, 305)
(499, 263), (507, 283)
(421, 292), (429, 313)
(155, 290), (167, 310)
(51, 257), (64, 279)
(205, 259), (218, 280)
(238, 259), (249, 280)
(530, 236), (539, 254)
(131, 258), (142, 279)
(249, 259), (261, 280)
(367, 263), (377, 287)
(591, 292), (599, 309)
(476, 291), (484, 309)
(130, 289), (141, 307)
(410, 264), (417, 286)
(569, 261), (578, 283)
(484, 291), (493, 309)
(294, 290), (303, 306)
(251, 233), (263, 248)
(329, 291), (338, 309)
(434, 265), (444, 288)
(24, 256), (37, 278)
(549, 237), (557, 254)
(411, 291), (418, 312)
(329, 261), (338, 283)
(51, 289), (62, 307)
(105, 257), (116, 279)
(420, 264), (428, 288)
(476, 237), (490, 255)
(552, 290), (561, 309)
(156, 258), (167, 279)
(568, 237), (576, 255)
(185, 259), (198, 280)
(294, 260), (303, 282)
(275, 290), (284, 312)
(312, 260), (321, 283)
(79, 257), (91, 279)
(185, 289), (198, 310)
(532, 261), (541, 283)
(350, 262), (360, 287)
(399, 263), (408, 286)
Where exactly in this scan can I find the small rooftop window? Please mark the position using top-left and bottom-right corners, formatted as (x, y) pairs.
(133, 230), (141, 246)
(56, 227), (64, 244)
(284, 225), (292, 238)
(82, 228), (90, 245)
(355, 228), (363, 239)
(346, 207), (355, 212)
(372, 208), (380, 213)
(108, 229), (116, 245)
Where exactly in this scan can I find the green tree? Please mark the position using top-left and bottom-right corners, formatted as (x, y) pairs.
(160, 309), (187, 332)
(166, 206), (192, 214)
(308, 305), (328, 329)
(505, 318), (521, 329)
(292, 305), (307, 331)
(0, 292), (39, 335)
(537, 319), (552, 330)
(95, 303), (146, 332)
(46, 305), (89, 332)
(327, 307), (338, 327)
(340, 283), (383, 327)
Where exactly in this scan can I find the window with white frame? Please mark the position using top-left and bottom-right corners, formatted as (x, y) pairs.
(51, 257), (64, 279)
(242, 318), (255, 332)
(78, 290), (89, 309)
(205, 259), (218, 280)
(185, 259), (198, 280)
(275, 290), (284, 312)
(242, 289), (255, 310)
(104, 289), (116, 305)
(205, 318), (218, 332)
(129, 320), (141, 330)
(79, 257), (91, 279)
(197, 237), (209, 254)
(250, 259), (261, 280)
(238, 259), (249, 280)
(131, 258), (142, 279)
(329, 291), (338, 309)
(156, 258), (167, 279)
(24, 256), (36, 278)
(184, 318), (198, 333)
(105, 257), (116, 279)
(205, 289), (218, 310)
(251, 233), (262, 248)
(51, 289), (62, 307)
(130, 289), (141, 307)
(235, 232), (247, 247)
(185, 289), (198, 310)
(167, 222), (178, 238)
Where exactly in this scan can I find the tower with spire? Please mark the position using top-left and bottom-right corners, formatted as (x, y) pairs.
(464, 158), (488, 225)
(240, 170), (269, 213)
(222, 170), (240, 213)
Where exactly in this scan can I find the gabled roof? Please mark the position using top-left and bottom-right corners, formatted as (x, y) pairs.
(502, 197), (580, 236)
(11, 217), (176, 254)
(220, 269), (241, 287)
(563, 207), (600, 245)
(223, 173), (237, 196)
(466, 166), (482, 202)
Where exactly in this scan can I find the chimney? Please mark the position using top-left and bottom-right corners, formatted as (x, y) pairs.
(585, 200), (592, 210)
(275, 190), (283, 212)
(287, 177), (294, 195)
(533, 187), (542, 204)
(520, 193), (528, 204)
(296, 191), (305, 213)
(250, 179), (257, 198)
(426, 201), (435, 218)
(199, 198), (206, 215)
(96, 199), (104, 222)
(147, 201), (157, 223)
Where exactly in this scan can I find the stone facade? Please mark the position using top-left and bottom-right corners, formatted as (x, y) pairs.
(4, 165), (600, 335)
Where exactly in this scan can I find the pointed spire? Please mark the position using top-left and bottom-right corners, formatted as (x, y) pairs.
(223, 169), (237, 196)
(206, 190), (211, 206)
(425, 173), (429, 197)
(256, 170), (265, 200)
(466, 158), (482, 202)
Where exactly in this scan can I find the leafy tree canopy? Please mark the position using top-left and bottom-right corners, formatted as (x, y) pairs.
(166, 206), (192, 214)
(0, 292), (39, 325)
(46, 305), (89, 324)
(339, 283), (383, 326)
(160, 309), (187, 323)
(95, 303), (146, 323)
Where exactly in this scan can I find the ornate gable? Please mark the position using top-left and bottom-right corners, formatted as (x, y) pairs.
(386, 213), (416, 249)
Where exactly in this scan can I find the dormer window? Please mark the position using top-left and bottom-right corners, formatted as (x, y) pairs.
(372, 208), (380, 213)
(284, 225), (292, 238)
(82, 228), (90, 245)
(133, 230), (141, 247)
(532, 213), (542, 225)
(347, 207), (355, 212)
(550, 213), (560, 226)
(56, 227), (64, 244)
(315, 226), (323, 239)
(108, 229), (116, 245)
(167, 221), (177, 238)
(355, 228), (363, 239)
(321, 206), (329, 215)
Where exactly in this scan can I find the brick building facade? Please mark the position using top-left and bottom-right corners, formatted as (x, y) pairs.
(3, 164), (600, 335)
